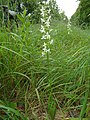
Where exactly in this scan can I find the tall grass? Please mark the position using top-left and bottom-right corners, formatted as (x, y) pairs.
(0, 17), (90, 119)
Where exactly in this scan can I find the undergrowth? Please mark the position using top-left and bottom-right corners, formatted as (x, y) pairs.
(0, 19), (90, 119)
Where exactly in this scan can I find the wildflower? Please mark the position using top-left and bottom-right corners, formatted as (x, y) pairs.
(43, 46), (47, 52)
(40, 1), (53, 57)
(45, 32), (51, 40)
(63, 17), (66, 21)
(47, 16), (51, 22)
(42, 42), (50, 56)
(67, 19), (72, 34)
(42, 1), (46, 4)
(41, 18), (45, 23)
(48, 9), (51, 14)
(27, 13), (31, 17)
(45, 20), (50, 27)
(40, 25), (45, 33)
(40, 6), (45, 17)
(42, 51), (45, 56)
(43, 42), (47, 47)
(50, 39), (53, 44)
(41, 35), (47, 40)
(41, 11), (45, 17)
(40, 6), (45, 12)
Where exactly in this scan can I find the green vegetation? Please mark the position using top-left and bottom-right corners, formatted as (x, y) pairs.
(0, 0), (90, 120)
(0, 0), (65, 24)
(71, 0), (90, 28)
(0, 19), (90, 119)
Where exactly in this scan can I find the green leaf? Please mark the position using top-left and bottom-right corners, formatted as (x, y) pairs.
(0, 105), (28, 120)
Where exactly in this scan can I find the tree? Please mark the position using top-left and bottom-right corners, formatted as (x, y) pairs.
(71, 0), (90, 27)
(79, 0), (90, 26)
(0, 0), (67, 25)
(49, 0), (67, 21)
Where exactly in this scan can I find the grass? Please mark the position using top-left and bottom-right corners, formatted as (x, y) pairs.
(0, 19), (90, 119)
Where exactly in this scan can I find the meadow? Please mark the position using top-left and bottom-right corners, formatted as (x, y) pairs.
(0, 19), (90, 120)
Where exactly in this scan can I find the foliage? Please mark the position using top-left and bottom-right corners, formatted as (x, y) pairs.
(49, 0), (59, 19)
(21, 0), (41, 23)
(70, 5), (80, 26)
(0, 18), (90, 119)
(0, 0), (67, 25)
(0, 1), (90, 119)
(49, 0), (67, 21)
(71, 0), (90, 28)
(47, 93), (56, 120)
(79, 0), (90, 26)
(0, 100), (28, 120)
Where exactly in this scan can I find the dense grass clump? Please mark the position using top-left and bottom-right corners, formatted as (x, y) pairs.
(0, 19), (90, 119)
